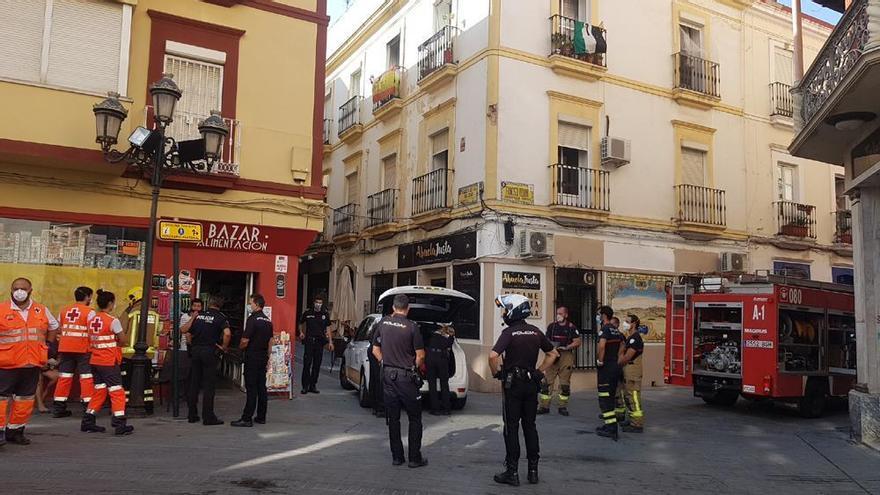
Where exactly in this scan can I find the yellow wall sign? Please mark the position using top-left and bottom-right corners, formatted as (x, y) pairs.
(501, 182), (534, 205)
(158, 221), (203, 242)
(458, 182), (483, 206)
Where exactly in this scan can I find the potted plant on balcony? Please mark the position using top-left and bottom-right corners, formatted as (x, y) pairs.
(443, 46), (454, 64)
(781, 216), (810, 237)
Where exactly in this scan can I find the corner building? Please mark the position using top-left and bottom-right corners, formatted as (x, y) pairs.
(317, 0), (849, 391)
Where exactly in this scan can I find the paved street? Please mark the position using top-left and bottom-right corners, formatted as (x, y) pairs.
(2, 352), (879, 495)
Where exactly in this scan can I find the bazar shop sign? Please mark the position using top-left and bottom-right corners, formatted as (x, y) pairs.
(398, 231), (477, 268)
(501, 271), (541, 290)
(157, 220), (306, 255)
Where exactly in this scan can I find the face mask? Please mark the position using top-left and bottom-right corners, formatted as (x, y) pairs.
(595, 315), (602, 327)
(622, 321), (632, 332)
(314, 303), (323, 311)
(12, 289), (28, 303)
(556, 314), (565, 323)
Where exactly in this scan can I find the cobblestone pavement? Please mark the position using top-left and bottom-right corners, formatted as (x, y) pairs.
(2, 352), (879, 495)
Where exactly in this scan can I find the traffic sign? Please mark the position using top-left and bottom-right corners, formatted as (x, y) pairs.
(158, 220), (203, 242)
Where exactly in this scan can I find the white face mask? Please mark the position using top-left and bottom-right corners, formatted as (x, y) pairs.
(314, 303), (323, 311)
(595, 315), (602, 326)
(556, 314), (565, 323)
(622, 321), (632, 332)
(12, 289), (29, 303)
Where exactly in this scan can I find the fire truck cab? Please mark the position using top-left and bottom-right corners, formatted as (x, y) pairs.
(664, 274), (856, 417)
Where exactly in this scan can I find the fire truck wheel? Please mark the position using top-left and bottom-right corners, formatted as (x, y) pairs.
(702, 390), (739, 407)
(798, 378), (828, 418)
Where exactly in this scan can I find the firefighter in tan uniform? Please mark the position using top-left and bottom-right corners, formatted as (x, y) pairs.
(537, 307), (581, 416)
(0, 277), (60, 446)
(617, 314), (645, 433)
(52, 286), (96, 418)
(118, 287), (160, 413)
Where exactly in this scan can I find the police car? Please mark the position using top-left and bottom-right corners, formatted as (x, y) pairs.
(339, 286), (473, 410)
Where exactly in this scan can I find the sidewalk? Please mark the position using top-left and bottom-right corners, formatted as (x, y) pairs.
(1, 349), (878, 494)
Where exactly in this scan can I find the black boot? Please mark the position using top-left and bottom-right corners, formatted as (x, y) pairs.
(5, 427), (31, 445)
(80, 413), (106, 433)
(536, 407), (550, 415)
(112, 416), (134, 436)
(494, 465), (520, 486)
(527, 460), (539, 484)
(52, 401), (71, 418)
(0, 428), (6, 446)
(595, 424), (619, 441)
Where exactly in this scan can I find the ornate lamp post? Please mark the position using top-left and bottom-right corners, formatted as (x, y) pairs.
(92, 74), (229, 416)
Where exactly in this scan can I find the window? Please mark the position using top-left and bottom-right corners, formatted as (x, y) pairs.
(346, 171), (359, 205)
(557, 121), (591, 197)
(777, 164), (797, 201)
(560, 0), (590, 20)
(164, 49), (224, 142)
(773, 46), (794, 85)
(386, 35), (401, 69)
(371, 274), (394, 314)
(681, 148), (707, 186)
(382, 155), (397, 190)
(396, 271), (417, 286)
(349, 69), (362, 98)
(835, 176), (849, 211)
(431, 130), (449, 171)
(773, 261), (810, 279)
(0, 0), (131, 95)
(434, 0), (453, 31)
(680, 23), (703, 56)
(832, 267), (854, 286)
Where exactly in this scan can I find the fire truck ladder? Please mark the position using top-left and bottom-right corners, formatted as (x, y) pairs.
(669, 284), (691, 378)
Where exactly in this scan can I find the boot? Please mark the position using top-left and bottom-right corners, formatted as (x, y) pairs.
(558, 407), (570, 416)
(527, 460), (539, 484)
(112, 416), (134, 436)
(494, 465), (520, 487)
(5, 427), (31, 445)
(80, 413), (106, 433)
(595, 424), (619, 441)
(51, 401), (71, 418)
(0, 428), (6, 447)
(536, 407), (550, 415)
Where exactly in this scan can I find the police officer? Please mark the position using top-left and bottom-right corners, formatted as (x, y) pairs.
(371, 294), (428, 468)
(538, 306), (581, 416)
(181, 296), (230, 425)
(489, 294), (559, 486)
(426, 324), (454, 416)
(595, 306), (624, 440)
(232, 294), (273, 427)
(298, 295), (332, 395)
(368, 329), (385, 418)
(617, 314), (645, 433)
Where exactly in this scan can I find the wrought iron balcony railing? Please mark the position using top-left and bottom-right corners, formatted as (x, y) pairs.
(418, 25), (458, 81)
(770, 82), (793, 118)
(776, 201), (817, 239)
(673, 52), (721, 98)
(338, 96), (364, 135)
(412, 168), (450, 215)
(835, 209), (853, 244)
(675, 184), (727, 227)
(549, 15), (607, 67)
(333, 203), (360, 237)
(372, 67), (403, 112)
(144, 106), (241, 176)
(367, 188), (397, 227)
(549, 164), (610, 211)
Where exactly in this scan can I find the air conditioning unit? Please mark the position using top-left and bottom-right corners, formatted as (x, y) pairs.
(601, 136), (631, 167)
(721, 252), (747, 273)
(520, 231), (554, 258)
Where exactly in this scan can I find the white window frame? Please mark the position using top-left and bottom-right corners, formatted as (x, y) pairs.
(679, 21), (704, 57)
(769, 39), (794, 86)
(350, 69), (362, 99)
(777, 163), (798, 202)
(386, 35), (401, 69)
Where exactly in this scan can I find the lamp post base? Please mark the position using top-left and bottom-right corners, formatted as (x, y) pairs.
(123, 353), (155, 418)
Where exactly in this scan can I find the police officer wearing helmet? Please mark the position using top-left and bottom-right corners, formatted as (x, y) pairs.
(371, 294), (428, 468)
(489, 294), (559, 486)
(595, 305), (625, 440)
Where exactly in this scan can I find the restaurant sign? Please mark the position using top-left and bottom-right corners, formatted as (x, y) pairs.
(398, 231), (477, 268)
(501, 271), (541, 290)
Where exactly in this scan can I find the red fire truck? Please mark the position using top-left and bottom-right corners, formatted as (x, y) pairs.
(664, 274), (856, 417)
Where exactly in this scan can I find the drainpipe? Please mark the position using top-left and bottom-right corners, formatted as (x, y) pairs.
(792, 0), (805, 83)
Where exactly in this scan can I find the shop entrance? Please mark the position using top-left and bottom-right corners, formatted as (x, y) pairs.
(197, 269), (255, 342)
(555, 268), (599, 369)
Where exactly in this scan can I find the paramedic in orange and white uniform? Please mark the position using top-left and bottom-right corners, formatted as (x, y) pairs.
(0, 277), (59, 446)
(52, 286), (96, 418)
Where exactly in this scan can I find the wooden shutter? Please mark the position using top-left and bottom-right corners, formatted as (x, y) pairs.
(383, 155), (397, 190)
(346, 171), (359, 205)
(0, 0), (47, 83)
(164, 55), (223, 141)
(47, 0), (122, 93)
(431, 129), (449, 171)
(774, 48), (793, 85)
(681, 148), (706, 186)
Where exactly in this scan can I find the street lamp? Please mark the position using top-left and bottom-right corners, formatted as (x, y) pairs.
(92, 73), (229, 417)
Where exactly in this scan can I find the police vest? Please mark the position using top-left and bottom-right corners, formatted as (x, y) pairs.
(89, 312), (122, 366)
(122, 308), (160, 359)
(0, 301), (50, 369)
(58, 303), (92, 354)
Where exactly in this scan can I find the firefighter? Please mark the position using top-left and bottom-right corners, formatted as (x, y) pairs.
(610, 317), (627, 422)
(0, 277), (60, 446)
(119, 286), (160, 413)
(617, 314), (645, 433)
(538, 306), (581, 416)
(52, 286), (96, 418)
(426, 324), (455, 416)
(81, 290), (133, 435)
(595, 306), (624, 441)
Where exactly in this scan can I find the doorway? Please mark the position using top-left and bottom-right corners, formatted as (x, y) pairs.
(197, 270), (255, 343)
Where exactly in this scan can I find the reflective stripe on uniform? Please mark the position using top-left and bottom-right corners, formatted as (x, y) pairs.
(59, 373), (74, 378)
(598, 391), (611, 397)
(94, 383), (107, 389)
(90, 335), (115, 342)
(602, 411), (616, 418)
(92, 343), (115, 349)
(62, 331), (88, 338)
(54, 396), (68, 401)
(604, 418), (617, 424)
(80, 374), (93, 379)
(539, 393), (551, 401)
(113, 411), (125, 417)
(108, 385), (123, 392)
(13, 395), (35, 401)
(81, 397), (91, 402)
(6, 423), (24, 429)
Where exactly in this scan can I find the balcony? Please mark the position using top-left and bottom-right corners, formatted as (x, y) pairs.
(148, 107), (242, 177)
(549, 164), (610, 225)
(337, 96), (364, 144)
(365, 188), (399, 238)
(417, 25), (459, 91)
(332, 203), (360, 246)
(672, 52), (721, 109)
(412, 168), (452, 228)
(769, 82), (794, 126)
(371, 67), (404, 121)
(835, 209), (853, 244)
(674, 184), (727, 238)
(548, 15), (608, 81)
(790, 0), (880, 174)
(775, 201), (817, 245)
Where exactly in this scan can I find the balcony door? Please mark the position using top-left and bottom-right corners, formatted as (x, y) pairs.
(557, 121), (591, 206)
(777, 163), (797, 202)
(679, 23), (705, 93)
(835, 175), (849, 211)
(431, 130), (449, 171)
(681, 147), (707, 187)
(164, 52), (223, 142)
(434, 0), (453, 32)
(560, 0), (590, 21)
(774, 46), (794, 86)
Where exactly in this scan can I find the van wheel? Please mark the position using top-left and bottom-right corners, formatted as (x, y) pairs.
(339, 358), (355, 390)
(702, 390), (739, 407)
(452, 396), (467, 410)
(798, 378), (827, 418)
(358, 369), (372, 408)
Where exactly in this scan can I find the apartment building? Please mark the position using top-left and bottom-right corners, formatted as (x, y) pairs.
(314, 0), (847, 391)
(0, 0), (327, 334)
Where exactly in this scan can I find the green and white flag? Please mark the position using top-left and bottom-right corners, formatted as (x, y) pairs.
(573, 21), (596, 55)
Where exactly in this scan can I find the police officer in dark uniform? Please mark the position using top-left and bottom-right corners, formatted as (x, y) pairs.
(181, 296), (231, 426)
(489, 294), (559, 486)
(426, 324), (454, 416)
(368, 329), (385, 418)
(298, 295), (332, 395)
(232, 294), (274, 427)
(595, 305), (624, 440)
(371, 294), (428, 469)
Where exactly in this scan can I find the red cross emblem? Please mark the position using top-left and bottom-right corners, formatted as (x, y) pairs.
(66, 308), (81, 323)
(90, 318), (104, 333)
